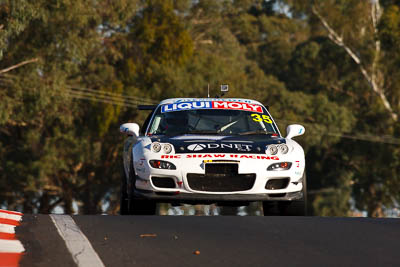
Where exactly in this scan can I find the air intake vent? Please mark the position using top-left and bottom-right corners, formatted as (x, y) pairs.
(265, 178), (290, 190)
(151, 177), (176, 188)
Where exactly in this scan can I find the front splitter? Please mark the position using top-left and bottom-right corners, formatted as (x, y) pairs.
(133, 189), (303, 204)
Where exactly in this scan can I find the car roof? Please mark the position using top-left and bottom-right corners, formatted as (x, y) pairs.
(159, 98), (264, 106)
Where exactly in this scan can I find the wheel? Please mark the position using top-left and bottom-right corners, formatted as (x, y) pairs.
(277, 172), (308, 216)
(261, 201), (275, 216)
(120, 165), (129, 215)
(129, 198), (157, 215)
(128, 159), (156, 215)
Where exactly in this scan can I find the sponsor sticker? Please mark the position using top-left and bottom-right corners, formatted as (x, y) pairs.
(174, 98), (252, 103)
(161, 154), (279, 160)
(186, 143), (252, 152)
(161, 101), (262, 113)
(187, 144), (207, 151)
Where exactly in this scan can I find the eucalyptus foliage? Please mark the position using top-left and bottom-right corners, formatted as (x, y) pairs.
(1, 0), (399, 216)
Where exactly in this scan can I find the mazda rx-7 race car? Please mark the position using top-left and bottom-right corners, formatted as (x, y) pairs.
(120, 97), (306, 216)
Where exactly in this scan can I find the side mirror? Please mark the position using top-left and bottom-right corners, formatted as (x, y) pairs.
(286, 124), (305, 139)
(120, 123), (140, 137)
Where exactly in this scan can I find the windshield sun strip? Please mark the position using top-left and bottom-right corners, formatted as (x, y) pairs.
(146, 104), (281, 137)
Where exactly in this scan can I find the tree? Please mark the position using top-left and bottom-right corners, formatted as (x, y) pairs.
(281, 0), (400, 216)
(0, 0), (139, 213)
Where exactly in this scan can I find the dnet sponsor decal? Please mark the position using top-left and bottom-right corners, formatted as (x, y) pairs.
(161, 101), (262, 113)
(186, 143), (252, 152)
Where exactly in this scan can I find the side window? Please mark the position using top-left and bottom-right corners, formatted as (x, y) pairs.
(149, 115), (163, 134)
(141, 109), (156, 135)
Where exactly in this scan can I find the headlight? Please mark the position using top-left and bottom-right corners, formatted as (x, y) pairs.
(149, 160), (176, 170)
(267, 145), (278, 155)
(266, 144), (289, 155)
(278, 144), (289, 154)
(267, 162), (292, 171)
(152, 142), (161, 153)
(162, 144), (172, 154)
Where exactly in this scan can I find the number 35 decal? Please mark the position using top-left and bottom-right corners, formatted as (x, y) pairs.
(251, 114), (272, 124)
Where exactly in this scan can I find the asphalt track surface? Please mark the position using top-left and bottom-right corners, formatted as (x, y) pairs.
(16, 215), (400, 267)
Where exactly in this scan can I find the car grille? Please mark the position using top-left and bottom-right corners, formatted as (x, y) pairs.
(187, 163), (255, 192)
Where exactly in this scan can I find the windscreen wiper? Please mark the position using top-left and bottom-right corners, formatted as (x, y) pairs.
(217, 120), (238, 132)
(186, 130), (221, 135)
(238, 130), (277, 136)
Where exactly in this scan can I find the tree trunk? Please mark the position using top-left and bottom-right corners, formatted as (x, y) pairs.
(311, 2), (398, 121)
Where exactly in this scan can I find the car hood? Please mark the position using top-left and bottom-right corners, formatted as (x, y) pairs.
(150, 135), (286, 154)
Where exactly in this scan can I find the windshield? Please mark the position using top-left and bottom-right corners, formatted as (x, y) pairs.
(147, 101), (279, 136)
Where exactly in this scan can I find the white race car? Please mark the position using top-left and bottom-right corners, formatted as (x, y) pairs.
(120, 95), (306, 216)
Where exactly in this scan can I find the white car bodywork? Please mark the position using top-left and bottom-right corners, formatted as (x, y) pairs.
(121, 98), (305, 204)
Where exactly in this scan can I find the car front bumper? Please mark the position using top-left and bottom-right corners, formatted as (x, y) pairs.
(133, 153), (306, 203)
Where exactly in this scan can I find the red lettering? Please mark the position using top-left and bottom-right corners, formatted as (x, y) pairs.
(161, 155), (181, 159)
(184, 153), (279, 160)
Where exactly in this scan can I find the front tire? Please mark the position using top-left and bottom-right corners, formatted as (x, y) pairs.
(129, 198), (157, 215)
(120, 165), (129, 215)
(277, 172), (308, 216)
(128, 159), (156, 215)
(262, 172), (308, 216)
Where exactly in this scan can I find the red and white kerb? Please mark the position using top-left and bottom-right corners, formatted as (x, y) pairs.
(0, 209), (24, 267)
